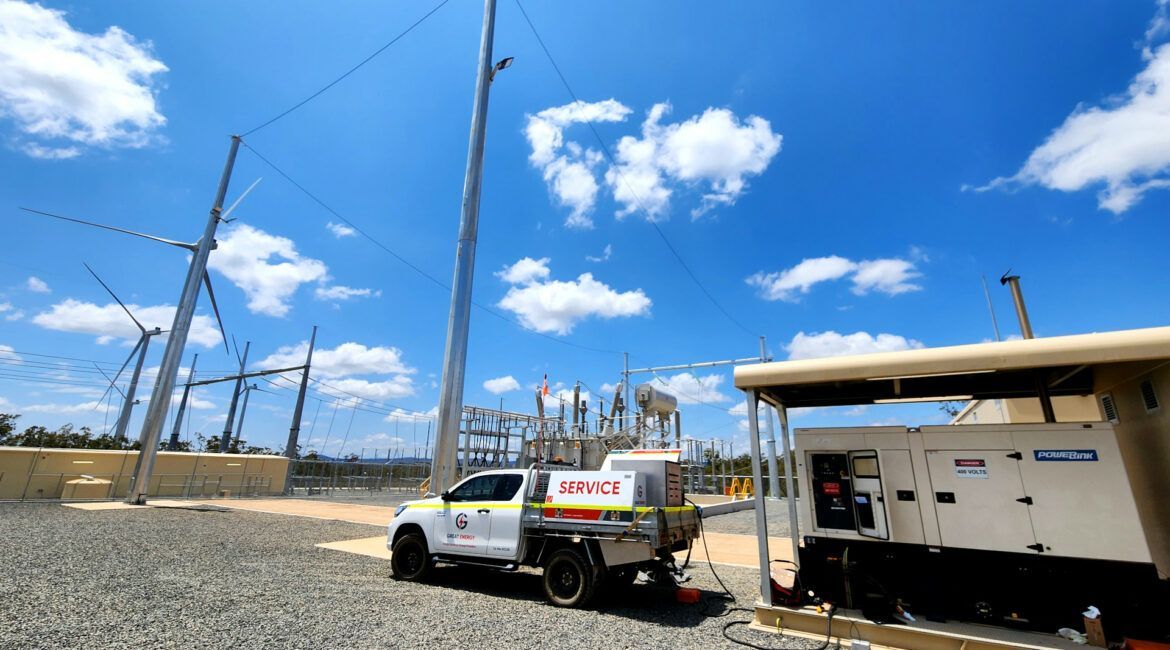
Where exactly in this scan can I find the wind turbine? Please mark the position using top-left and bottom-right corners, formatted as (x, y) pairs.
(18, 162), (257, 503)
(230, 382), (275, 452)
(83, 263), (163, 447)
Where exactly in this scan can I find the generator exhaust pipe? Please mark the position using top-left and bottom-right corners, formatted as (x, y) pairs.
(1001, 271), (1055, 422)
(999, 271), (1034, 340)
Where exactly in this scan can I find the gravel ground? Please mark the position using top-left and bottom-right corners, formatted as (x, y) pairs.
(0, 502), (832, 649)
(700, 498), (794, 539)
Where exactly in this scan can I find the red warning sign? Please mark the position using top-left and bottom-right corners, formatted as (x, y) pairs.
(822, 481), (841, 495)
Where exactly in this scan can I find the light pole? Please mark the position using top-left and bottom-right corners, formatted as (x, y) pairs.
(431, 0), (512, 494)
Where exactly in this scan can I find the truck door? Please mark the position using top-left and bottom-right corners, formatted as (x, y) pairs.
(486, 473), (524, 558)
(433, 474), (498, 555)
(848, 451), (888, 540)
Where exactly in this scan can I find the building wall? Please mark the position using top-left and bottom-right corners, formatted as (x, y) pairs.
(0, 447), (288, 500)
(1094, 361), (1170, 579)
(953, 396), (1101, 425)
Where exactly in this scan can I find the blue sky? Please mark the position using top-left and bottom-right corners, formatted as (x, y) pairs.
(1, 0), (1168, 457)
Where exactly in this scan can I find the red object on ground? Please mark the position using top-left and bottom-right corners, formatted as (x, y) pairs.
(676, 588), (701, 604)
(1123, 640), (1170, 650)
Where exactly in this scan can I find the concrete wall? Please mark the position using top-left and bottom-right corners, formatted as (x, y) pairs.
(1095, 361), (1170, 578)
(0, 447), (288, 500)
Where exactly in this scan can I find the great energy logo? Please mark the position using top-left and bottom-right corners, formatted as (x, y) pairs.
(1033, 449), (1099, 461)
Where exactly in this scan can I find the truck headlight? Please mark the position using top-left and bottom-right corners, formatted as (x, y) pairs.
(394, 505), (408, 517)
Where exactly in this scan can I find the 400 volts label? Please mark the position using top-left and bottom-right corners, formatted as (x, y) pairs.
(953, 458), (989, 479)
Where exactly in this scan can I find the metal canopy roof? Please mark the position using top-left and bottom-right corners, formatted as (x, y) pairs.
(734, 326), (1170, 408)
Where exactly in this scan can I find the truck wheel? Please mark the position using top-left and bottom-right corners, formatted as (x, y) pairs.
(543, 548), (597, 607)
(391, 533), (432, 581)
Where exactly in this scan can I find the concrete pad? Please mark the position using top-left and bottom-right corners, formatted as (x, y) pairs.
(191, 499), (396, 526)
(316, 535), (391, 560)
(61, 502), (145, 511)
(675, 531), (792, 568)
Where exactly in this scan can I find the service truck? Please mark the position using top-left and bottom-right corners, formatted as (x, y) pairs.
(386, 450), (699, 607)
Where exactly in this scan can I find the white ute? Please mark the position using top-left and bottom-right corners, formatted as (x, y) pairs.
(387, 454), (700, 607)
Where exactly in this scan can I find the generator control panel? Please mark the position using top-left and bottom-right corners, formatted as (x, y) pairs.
(810, 453), (856, 531)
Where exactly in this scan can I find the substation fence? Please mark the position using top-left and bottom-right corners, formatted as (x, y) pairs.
(286, 459), (431, 498)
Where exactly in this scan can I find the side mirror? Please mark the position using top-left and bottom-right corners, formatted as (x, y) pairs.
(440, 491), (451, 501)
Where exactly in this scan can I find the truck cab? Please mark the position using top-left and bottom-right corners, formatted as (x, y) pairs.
(387, 459), (699, 608)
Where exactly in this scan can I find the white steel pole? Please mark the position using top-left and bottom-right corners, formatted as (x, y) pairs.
(431, 0), (498, 494)
(166, 353), (198, 450)
(220, 341), (250, 452)
(126, 135), (240, 504)
(745, 389), (772, 605)
(759, 336), (781, 499)
(777, 403), (800, 568)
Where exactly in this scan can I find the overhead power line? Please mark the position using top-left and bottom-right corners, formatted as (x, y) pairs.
(241, 0), (452, 137)
(513, 0), (760, 339)
(238, 140), (624, 356)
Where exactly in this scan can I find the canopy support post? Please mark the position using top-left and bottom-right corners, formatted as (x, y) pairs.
(745, 389), (772, 605)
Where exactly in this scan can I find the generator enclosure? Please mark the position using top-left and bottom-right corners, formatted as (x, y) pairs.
(600, 449), (683, 507)
(792, 422), (1165, 635)
(797, 422), (1150, 561)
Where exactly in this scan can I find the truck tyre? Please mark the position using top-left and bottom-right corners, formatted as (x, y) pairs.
(391, 533), (432, 581)
(542, 548), (598, 607)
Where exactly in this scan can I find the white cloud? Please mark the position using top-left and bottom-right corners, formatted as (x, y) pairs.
(496, 257), (651, 335)
(973, 41), (1170, 213)
(747, 255), (922, 301)
(495, 257), (551, 285)
(0, 1), (167, 158)
(526, 99), (632, 166)
(606, 102), (782, 219)
(21, 400), (103, 414)
(483, 375), (521, 395)
(651, 372), (731, 404)
(256, 341), (414, 379)
(26, 276), (49, 293)
(525, 99), (632, 230)
(319, 377), (414, 401)
(31, 299), (221, 347)
(383, 406), (437, 424)
(585, 244), (612, 263)
(746, 256), (857, 301)
(0, 344), (21, 363)
(786, 331), (925, 360)
(207, 224), (328, 317)
(313, 285), (380, 301)
(850, 259), (922, 296)
(0, 303), (24, 321)
(325, 221), (355, 238)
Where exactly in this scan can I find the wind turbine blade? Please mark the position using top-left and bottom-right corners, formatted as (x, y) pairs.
(92, 362), (128, 401)
(83, 262), (146, 334)
(203, 271), (230, 353)
(219, 177), (262, 222)
(231, 334), (242, 366)
(97, 339), (142, 406)
(20, 208), (196, 251)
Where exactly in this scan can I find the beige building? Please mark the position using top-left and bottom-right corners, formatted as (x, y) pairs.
(0, 447), (289, 500)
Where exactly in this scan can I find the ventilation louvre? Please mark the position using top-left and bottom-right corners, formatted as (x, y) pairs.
(1140, 379), (1160, 413)
(1100, 393), (1119, 424)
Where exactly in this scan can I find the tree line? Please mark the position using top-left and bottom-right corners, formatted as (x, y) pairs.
(0, 412), (276, 455)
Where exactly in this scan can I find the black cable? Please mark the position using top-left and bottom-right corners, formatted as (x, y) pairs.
(241, 0), (451, 137)
(239, 140), (625, 356)
(683, 496), (834, 649)
(513, 0), (760, 339)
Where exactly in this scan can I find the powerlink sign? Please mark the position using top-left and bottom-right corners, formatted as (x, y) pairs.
(1033, 449), (1099, 461)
